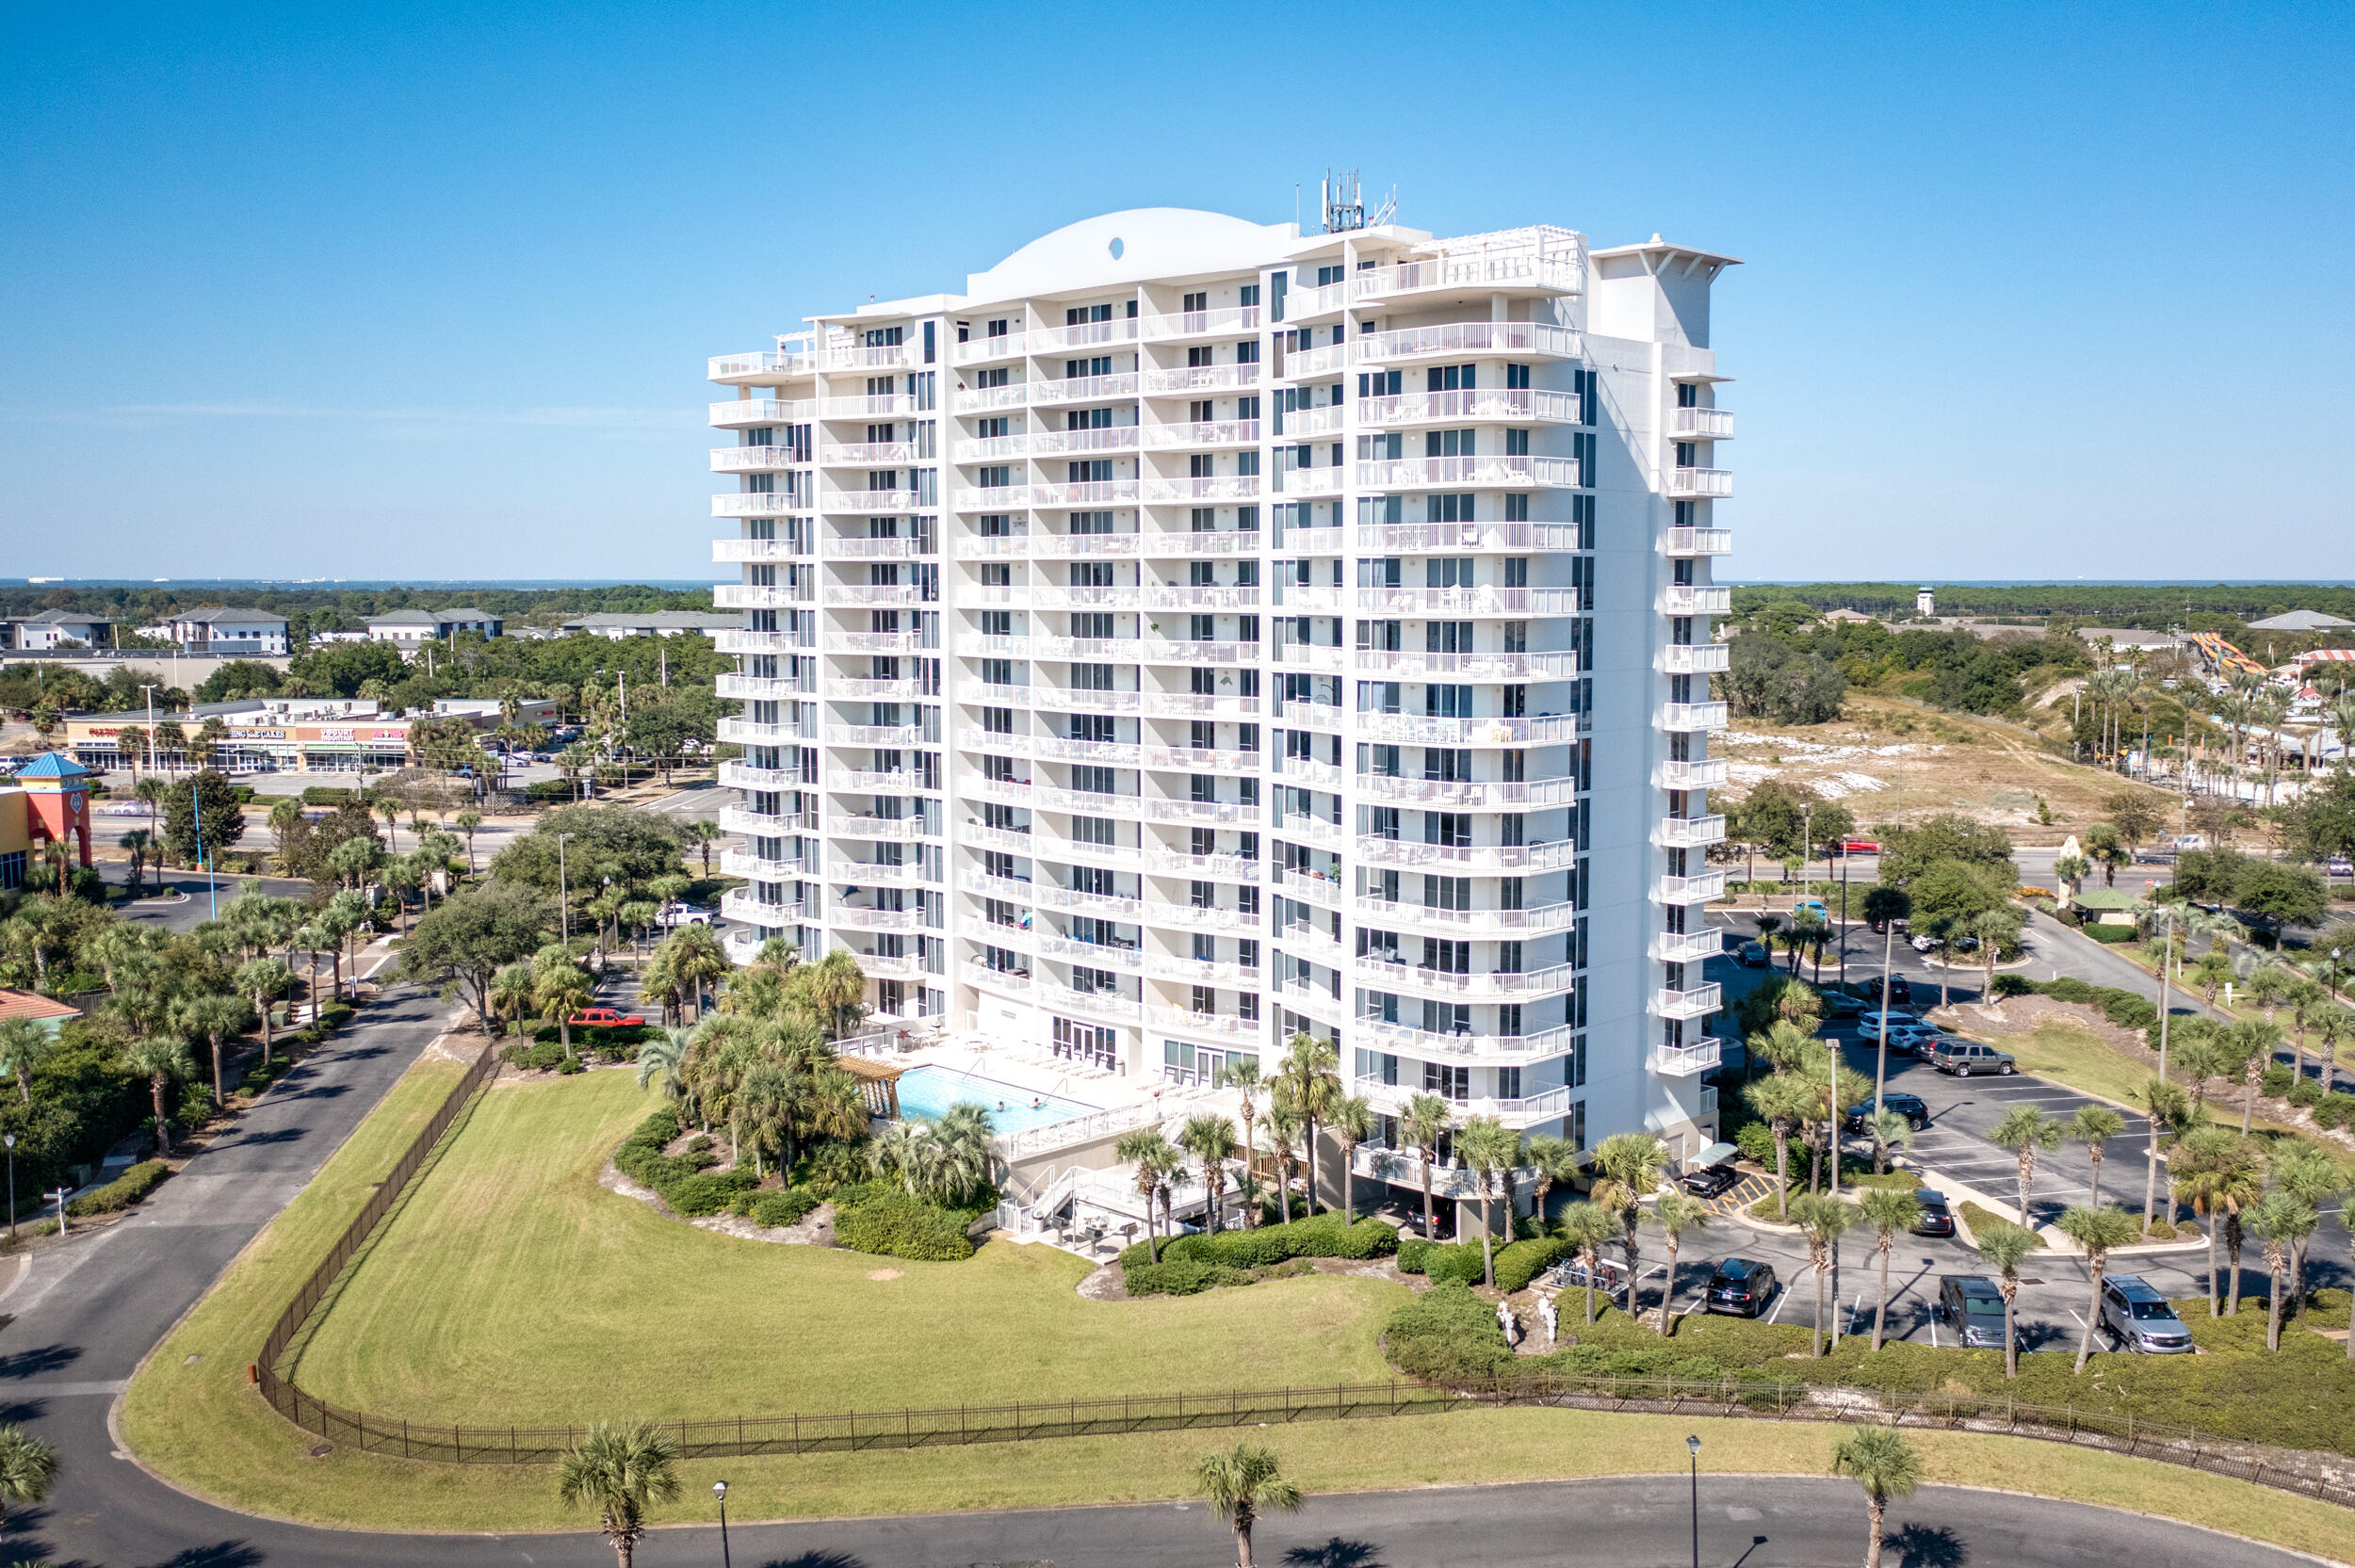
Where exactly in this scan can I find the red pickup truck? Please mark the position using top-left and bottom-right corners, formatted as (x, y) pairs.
(568, 1007), (645, 1028)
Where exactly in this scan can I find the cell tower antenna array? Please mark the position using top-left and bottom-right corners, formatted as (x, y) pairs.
(1320, 170), (1396, 233)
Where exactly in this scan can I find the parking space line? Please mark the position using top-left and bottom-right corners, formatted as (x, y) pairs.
(1766, 1286), (1791, 1325)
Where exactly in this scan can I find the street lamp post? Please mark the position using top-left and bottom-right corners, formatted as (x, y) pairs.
(5, 1133), (16, 1244)
(714, 1479), (731, 1568)
(558, 832), (572, 944)
(1686, 1434), (1700, 1568)
(47, 1187), (69, 1238)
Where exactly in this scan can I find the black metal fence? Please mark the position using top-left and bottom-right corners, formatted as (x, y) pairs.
(249, 1045), (2355, 1511)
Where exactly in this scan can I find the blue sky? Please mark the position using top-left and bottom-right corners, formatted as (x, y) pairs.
(2, 2), (2347, 583)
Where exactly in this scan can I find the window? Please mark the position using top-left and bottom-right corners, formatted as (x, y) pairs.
(1425, 364), (1475, 392)
(1504, 428), (1530, 456)
(1425, 812), (1470, 848)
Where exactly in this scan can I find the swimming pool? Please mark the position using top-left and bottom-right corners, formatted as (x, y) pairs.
(891, 1066), (1097, 1137)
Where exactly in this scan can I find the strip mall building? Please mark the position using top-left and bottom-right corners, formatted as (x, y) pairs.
(59, 697), (554, 775)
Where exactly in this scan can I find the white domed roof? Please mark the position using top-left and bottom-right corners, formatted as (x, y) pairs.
(964, 208), (1295, 304)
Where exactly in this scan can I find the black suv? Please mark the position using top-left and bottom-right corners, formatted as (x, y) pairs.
(1678, 1163), (1742, 1198)
(1935, 1275), (2009, 1349)
(1705, 1257), (1779, 1317)
(1843, 1093), (1930, 1134)
(1910, 1189), (1956, 1237)
(2100, 1274), (2194, 1353)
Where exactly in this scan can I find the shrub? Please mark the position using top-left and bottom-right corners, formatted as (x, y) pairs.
(1959, 1200), (2044, 1248)
(613, 1106), (758, 1219)
(1990, 973), (2037, 998)
(300, 786), (356, 806)
(2289, 1077), (2326, 1108)
(832, 1189), (976, 1261)
(2262, 1063), (2295, 1098)
(1382, 1282), (1512, 1381)
(68, 1159), (171, 1217)
(1120, 1214), (1398, 1273)
(2316, 1093), (2355, 1131)
(1493, 1237), (1570, 1293)
(500, 1041), (571, 1072)
(664, 1168), (759, 1217)
(1733, 1120), (1777, 1165)
(1124, 1260), (1256, 1296)
(747, 1188), (821, 1228)
(2043, 977), (2096, 1006)
(2083, 923), (2135, 945)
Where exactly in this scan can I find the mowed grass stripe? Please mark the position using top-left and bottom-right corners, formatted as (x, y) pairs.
(291, 1068), (1410, 1426)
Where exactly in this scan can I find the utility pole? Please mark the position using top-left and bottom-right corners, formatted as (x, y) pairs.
(558, 832), (571, 944)
(139, 682), (160, 775)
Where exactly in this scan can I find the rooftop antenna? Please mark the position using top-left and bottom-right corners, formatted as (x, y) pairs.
(1319, 170), (1394, 233)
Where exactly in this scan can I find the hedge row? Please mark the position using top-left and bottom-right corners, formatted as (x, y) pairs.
(1991, 973), (2159, 1037)
(1120, 1213), (1398, 1271)
(67, 1159), (171, 1218)
(1397, 1235), (1567, 1293)
(742, 1188), (822, 1229)
(831, 1182), (980, 1262)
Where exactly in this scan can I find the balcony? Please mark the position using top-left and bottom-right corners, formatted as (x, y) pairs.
(1030, 317), (1141, 354)
(1656, 757), (1730, 789)
(1653, 981), (1723, 1022)
(955, 484), (1032, 510)
(1140, 364), (1259, 395)
(709, 348), (815, 383)
(712, 538), (802, 563)
(1350, 954), (1574, 999)
(709, 397), (809, 428)
(1660, 585), (1732, 616)
(1669, 407), (1734, 441)
(820, 583), (924, 609)
(1354, 521), (1579, 555)
(1032, 372), (1139, 406)
(1665, 468), (1733, 499)
(1142, 419), (1261, 449)
(831, 676), (924, 702)
(952, 434), (1029, 462)
(1352, 837), (1576, 873)
(1665, 526), (1734, 557)
(719, 805), (800, 836)
(1145, 1006), (1262, 1040)
(1651, 1038), (1723, 1077)
(1281, 404), (1345, 439)
(1355, 774), (1576, 808)
(1652, 929), (1725, 964)
(951, 391), (1031, 424)
(825, 724), (923, 748)
(825, 767), (921, 792)
(1353, 321), (1578, 364)
(1660, 643), (1731, 674)
(710, 446), (804, 473)
(1279, 466), (1345, 496)
(1659, 703), (1730, 732)
(824, 488), (916, 513)
(966, 960), (1035, 994)
(1656, 872), (1727, 905)
(839, 948), (927, 984)
(722, 849), (802, 881)
(717, 630), (814, 658)
(826, 343), (914, 372)
(1139, 849), (1263, 882)
(1352, 244), (1584, 303)
(717, 717), (803, 747)
(831, 858), (926, 885)
(1356, 387), (1582, 428)
(1351, 1080), (1575, 1130)
(1357, 1016), (1574, 1060)
(831, 904), (922, 932)
(1353, 647), (1577, 680)
(712, 493), (809, 518)
(715, 673), (805, 701)
(1284, 342), (1350, 377)
(718, 760), (799, 791)
(1030, 532), (1140, 558)
(1034, 426), (1141, 457)
(833, 813), (930, 842)
(952, 331), (1029, 365)
(1354, 713), (1578, 747)
(1355, 455), (1581, 490)
(1034, 478), (1140, 508)
(825, 628), (925, 654)
(818, 440), (918, 465)
(1355, 897), (1578, 937)
(1355, 587), (1582, 617)
(713, 584), (808, 610)
(817, 392), (920, 420)
(1656, 814), (1728, 849)
(824, 536), (924, 561)
(1140, 304), (1261, 340)
(1142, 475), (1261, 503)
(720, 888), (801, 927)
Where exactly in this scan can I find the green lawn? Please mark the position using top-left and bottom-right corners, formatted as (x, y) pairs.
(291, 1068), (1406, 1424)
(1983, 1017), (2305, 1137)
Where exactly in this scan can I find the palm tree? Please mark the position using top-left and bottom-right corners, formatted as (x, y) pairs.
(1831, 1424), (1922, 1568)
(1194, 1443), (1303, 1568)
(175, 991), (252, 1110)
(1520, 1132), (1584, 1226)
(2052, 852), (2089, 901)
(1402, 1091), (1454, 1240)
(2066, 1104), (2126, 1206)
(2230, 1017), (2282, 1134)
(1215, 1058), (1268, 1227)
(2174, 1126), (2265, 1317)
(1652, 1190), (1710, 1330)
(803, 948), (869, 1041)
(1787, 1191), (1854, 1356)
(1988, 1105), (2062, 1226)
(1277, 1031), (1340, 1210)
(2189, 948), (2236, 1009)
(2136, 1075), (2189, 1237)
(118, 828), (154, 899)
(2055, 1204), (2138, 1372)
(1744, 1072), (1813, 1219)
(555, 1419), (682, 1568)
(123, 1034), (197, 1156)
(453, 809), (483, 873)
(534, 961), (594, 1056)
(2266, 1141), (2347, 1308)
(1454, 1115), (1519, 1288)
(1264, 1098), (1304, 1224)
(1326, 1096), (1372, 1222)
(1591, 1131), (1668, 1293)
(1975, 1217), (2039, 1379)
(488, 962), (536, 1038)
(0, 1020), (57, 1106)
(0, 1424), (59, 1533)
(1554, 1201), (1616, 1324)
(1972, 908), (2018, 997)
(2245, 1192), (2315, 1352)
(1860, 1187), (1922, 1352)
(665, 923), (731, 1021)
(1115, 1127), (1178, 1262)
(683, 816), (723, 878)
(637, 1027), (690, 1115)
(1860, 1108), (1914, 1176)
(1180, 1113), (1241, 1233)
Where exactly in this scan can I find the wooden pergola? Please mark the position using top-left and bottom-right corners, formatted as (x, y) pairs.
(839, 1056), (905, 1119)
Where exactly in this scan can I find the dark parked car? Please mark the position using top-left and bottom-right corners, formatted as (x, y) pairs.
(2100, 1274), (2194, 1353)
(1705, 1257), (1779, 1317)
(1925, 1040), (2017, 1076)
(1843, 1093), (1929, 1133)
(1736, 941), (1770, 968)
(1911, 1189), (1956, 1237)
(1886, 975), (1913, 1004)
(1935, 1275), (2009, 1349)
(1678, 1163), (1743, 1198)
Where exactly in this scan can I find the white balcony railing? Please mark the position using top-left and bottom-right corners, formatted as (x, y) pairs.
(1651, 1038), (1723, 1077)
(1142, 419), (1260, 449)
(1660, 585), (1733, 616)
(712, 538), (802, 563)
(1354, 587), (1581, 617)
(1142, 475), (1261, 503)
(710, 445), (803, 473)
(825, 488), (916, 513)
(817, 392), (921, 420)
(1353, 245), (1584, 303)
(1656, 815), (1728, 849)
(1670, 407), (1735, 440)
(1352, 713), (1578, 747)
(1033, 425), (1141, 456)
(1665, 526), (1734, 557)
(818, 440), (918, 465)
(950, 383), (1030, 413)
(710, 349), (815, 381)
(1661, 643), (1731, 674)
(1140, 305), (1261, 340)
(1356, 387), (1583, 428)
(709, 397), (808, 428)
(1652, 929), (1725, 964)
(1653, 982), (1723, 1021)
(1352, 647), (1577, 680)
(1139, 364), (1259, 395)
(1353, 321), (1578, 364)
(1032, 372), (1139, 405)
(712, 493), (809, 518)
(1666, 467), (1734, 499)
(1656, 757), (1730, 790)
(1656, 872), (1727, 905)
(1659, 703), (1730, 732)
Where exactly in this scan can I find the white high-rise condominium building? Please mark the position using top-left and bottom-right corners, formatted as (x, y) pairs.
(707, 204), (1737, 1204)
